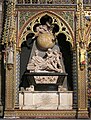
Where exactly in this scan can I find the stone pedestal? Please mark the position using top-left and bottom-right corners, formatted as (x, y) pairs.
(19, 91), (73, 110)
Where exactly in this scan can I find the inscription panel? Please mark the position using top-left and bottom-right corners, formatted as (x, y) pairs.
(19, 91), (73, 110)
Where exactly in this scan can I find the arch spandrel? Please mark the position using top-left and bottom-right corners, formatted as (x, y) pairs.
(17, 11), (74, 48)
(83, 13), (91, 47)
(86, 24), (91, 47)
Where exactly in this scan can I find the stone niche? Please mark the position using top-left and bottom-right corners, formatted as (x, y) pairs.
(19, 91), (73, 110)
(19, 15), (73, 110)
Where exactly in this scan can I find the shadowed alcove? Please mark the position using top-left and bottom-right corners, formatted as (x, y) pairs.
(57, 33), (73, 90)
(19, 14), (73, 91)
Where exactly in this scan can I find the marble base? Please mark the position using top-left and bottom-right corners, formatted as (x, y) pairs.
(19, 91), (73, 110)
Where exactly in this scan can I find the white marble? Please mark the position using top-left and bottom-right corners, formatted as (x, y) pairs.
(19, 93), (23, 109)
(33, 92), (58, 109)
(19, 91), (73, 110)
(24, 92), (33, 106)
(58, 92), (73, 109)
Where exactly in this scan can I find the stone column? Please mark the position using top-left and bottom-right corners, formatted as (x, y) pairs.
(5, 64), (14, 110)
(4, 1), (17, 117)
(76, 43), (88, 118)
(0, 1), (3, 117)
(72, 48), (78, 109)
(76, 0), (89, 118)
(14, 48), (20, 108)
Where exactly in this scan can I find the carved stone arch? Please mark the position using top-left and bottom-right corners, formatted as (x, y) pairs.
(17, 11), (74, 48)
(85, 22), (91, 47)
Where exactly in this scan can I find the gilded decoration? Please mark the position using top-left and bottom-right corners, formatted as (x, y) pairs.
(88, 49), (91, 101)
(16, 0), (75, 4)
(83, 11), (91, 98)
(2, 1), (16, 44)
(59, 11), (74, 30)
(19, 11), (36, 30)
(75, 0), (88, 117)
(18, 11), (74, 48)
(4, 110), (76, 119)
(84, 11), (91, 46)
(2, 0), (16, 111)
(5, 64), (14, 109)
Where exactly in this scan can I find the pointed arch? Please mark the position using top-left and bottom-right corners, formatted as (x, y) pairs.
(17, 11), (74, 48)
(85, 22), (91, 47)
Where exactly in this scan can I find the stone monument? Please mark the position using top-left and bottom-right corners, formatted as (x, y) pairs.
(19, 22), (73, 110)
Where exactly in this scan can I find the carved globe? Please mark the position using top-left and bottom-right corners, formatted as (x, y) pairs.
(37, 33), (55, 50)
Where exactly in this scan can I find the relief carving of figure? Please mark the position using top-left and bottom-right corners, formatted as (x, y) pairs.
(27, 50), (46, 72)
(7, 42), (14, 64)
(45, 49), (63, 72)
(79, 42), (86, 65)
(79, 41), (86, 70)
(27, 49), (63, 73)
(27, 49), (64, 83)
(53, 50), (63, 72)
